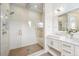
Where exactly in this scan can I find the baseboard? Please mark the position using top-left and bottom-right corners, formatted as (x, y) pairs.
(28, 49), (47, 56)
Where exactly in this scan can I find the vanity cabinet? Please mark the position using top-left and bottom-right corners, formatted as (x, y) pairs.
(62, 42), (74, 56)
(75, 46), (79, 56)
(47, 35), (79, 56)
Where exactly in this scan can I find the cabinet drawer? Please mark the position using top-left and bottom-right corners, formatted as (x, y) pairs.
(62, 42), (74, 56)
(62, 42), (74, 52)
(62, 49), (74, 56)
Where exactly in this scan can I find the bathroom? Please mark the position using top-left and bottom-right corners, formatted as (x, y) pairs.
(0, 3), (79, 56)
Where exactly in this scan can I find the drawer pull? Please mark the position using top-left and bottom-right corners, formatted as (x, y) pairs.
(63, 44), (71, 48)
(63, 49), (71, 54)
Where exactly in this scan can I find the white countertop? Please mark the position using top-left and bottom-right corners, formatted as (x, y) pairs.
(47, 34), (79, 47)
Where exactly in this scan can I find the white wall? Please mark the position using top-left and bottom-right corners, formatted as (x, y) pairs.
(45, 4), (53, 37)
(44, 3), (62, 37)
(45, 3), (56, 49)
(9, 5), (41, 49)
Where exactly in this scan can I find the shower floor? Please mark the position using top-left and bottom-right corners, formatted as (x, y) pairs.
(9, 43), (43, 56)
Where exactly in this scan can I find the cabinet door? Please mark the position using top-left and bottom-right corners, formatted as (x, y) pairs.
(51, 39), (59, 50)
(47, 37), (62, 52)
(75, 46), (79, 56)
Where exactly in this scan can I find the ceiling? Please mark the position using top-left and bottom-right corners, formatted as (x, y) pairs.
(69, 9), (79, 16)
(10, 3), (43, 13)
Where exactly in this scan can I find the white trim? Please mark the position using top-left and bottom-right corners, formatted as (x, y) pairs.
(28, 49), (47, 56)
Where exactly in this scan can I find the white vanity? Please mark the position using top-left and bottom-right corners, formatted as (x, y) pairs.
(46, 33), (79, 56)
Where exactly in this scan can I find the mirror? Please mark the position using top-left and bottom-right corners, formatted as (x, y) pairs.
(58, 8), (79, 33)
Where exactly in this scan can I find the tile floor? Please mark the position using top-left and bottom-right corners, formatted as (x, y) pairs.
(9, 44), (43, 56)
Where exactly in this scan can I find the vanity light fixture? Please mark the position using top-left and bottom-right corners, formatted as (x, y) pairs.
(55, 6), (64, 14)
